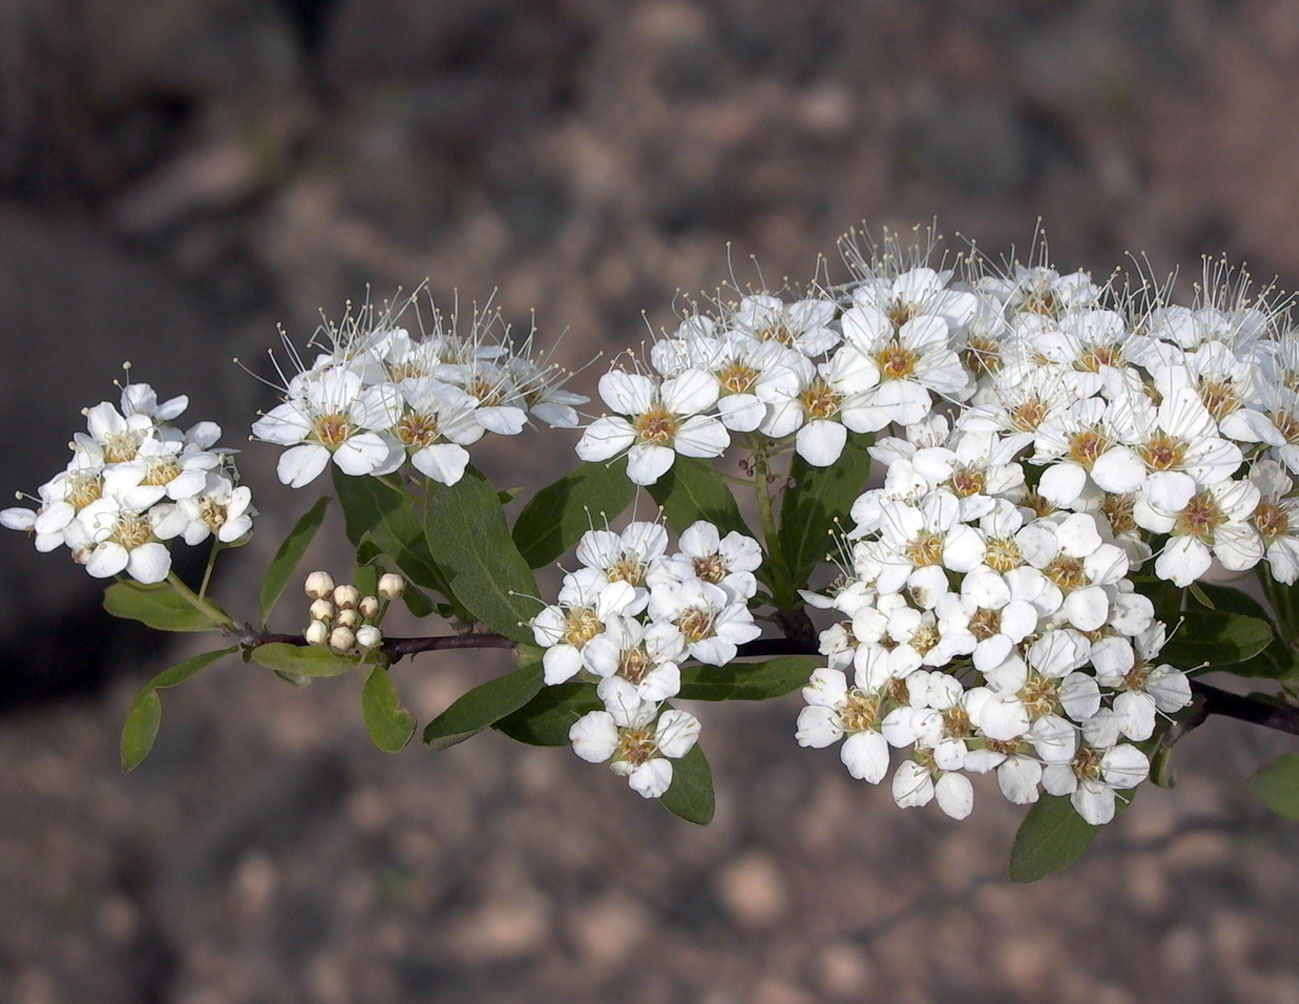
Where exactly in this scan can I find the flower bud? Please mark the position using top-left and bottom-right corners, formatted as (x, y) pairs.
(333, 584), (360, 609)
(355, 625), (383, 650)
(328, 626), (355, 652)
(308, 598), (334, 622)
(378, 573), (405, 600)
(337, 608), (360, 629)
(304, 620), (329, 646)
(305, 570), (335, 600)
(358, 595), (380, 619)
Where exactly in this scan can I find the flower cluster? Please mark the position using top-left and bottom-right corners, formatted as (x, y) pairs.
(252, 294), (587, 488)
(532, 519), (762, 796)
(302, 570), (404, 654)
(1, 379), (251, 583)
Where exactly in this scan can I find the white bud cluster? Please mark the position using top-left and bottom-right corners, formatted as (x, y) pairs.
(302, 571), (400, 655)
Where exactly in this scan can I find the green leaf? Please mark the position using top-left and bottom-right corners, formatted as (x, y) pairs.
(677, 656), (819, 701)
(120, 647), (235, 771)
(258, 496), (331, 627)
(512, 458), (636, 568)
(1187, 584), (1299, 681)
(332, 470), (459, 604)
(660, 743), (715, 824)
(1162, 610), (1274, 675)
(493, 681), (603, 746)
(778, 435), (872, 596)
(249, 642), (356, 677)
(104, 581), (231, 632)
(1009, 794), (1103, 882)
(1248, 753), (1299, 820)
(363, 666), (417, 752)
(423, 467), (540, 643)
(422, 661), (544, 750)
(648, 457), (752, 540)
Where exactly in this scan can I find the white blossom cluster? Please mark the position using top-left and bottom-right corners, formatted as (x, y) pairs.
(252, 296), (588, 489)
(792, 246), (1299, 824)
(532, 519), (763, 797)
(2, 380), (251, 583)
(302, 569), (405, 654)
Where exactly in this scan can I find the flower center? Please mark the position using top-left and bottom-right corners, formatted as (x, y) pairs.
(984, 536), (1023, 572)
(1123, 662), (1151, 692)
(887, 301), (918, 329)
(635, 408), (679, 445)
(1011, 398), (1049, 432)
(719, 362), (759, 394)
(142, 457), (182, 486)
(1021, 491), (1056, 518)
(313, 413), (352, 448)
(1078, 344), (1123, 372)
(909, 622), (941, 655)
(397, 412), (440, 447)
(969, 608), (1002, 640)
(112, 512), (152, 550)
(389, 361), (426, 381)
(799, 380), (842, 419)
(67, 472), (103, 510)
(199, 497), (229, 532)
(985, 737), (1023, 756)
(1021, 674), (1059, 717)
(563, 607), (603, 647)
(1199, 381), (1239, 421)
(616, 727), (657, 767)
(942, 706), (972, 738)
(949, 466), (986, 497)
(619, 647), (651, 684)
(905, 530), (944, 567)
(679, 606), (716, 641)
(1045, 555), (1087, 590)
(839, 690), (880, 733)
(1023, 289), (1060, 316)
(874, 344), (918, 380)
(467, 376), (503, 406)
(102, 432), (138, 464)
(607, 555), (647, 586)
(1070, 745), (1103, 781)
(692, 553), (727, 584)
(1102, 493), (1137, 534)
(1271, 411), (1299, 444)
(1256, 501), (1291, 540)
(1068, 429), (1109, 467)
(1175, 492), (1225, 539)
(1139, 433), (1187, 471)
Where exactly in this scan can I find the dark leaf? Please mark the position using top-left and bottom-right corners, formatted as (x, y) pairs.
(512, 458), (636, 568)
(120, 647), (234, 771)
(362, 666), (418, 752)
(422, 662), (544, 750)
(258, 495), (331, 627)
(677, 656), (819, 701)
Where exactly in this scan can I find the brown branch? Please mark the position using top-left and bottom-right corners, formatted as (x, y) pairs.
(232, 623), (1299, 738)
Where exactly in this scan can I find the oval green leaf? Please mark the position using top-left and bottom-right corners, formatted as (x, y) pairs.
(512, 458), (636, 568)
(1162, 611), (1273, 675)
(1248, 753), (1299, 820)
(1186, 584), (1299, 681)
(677, 655), (819, 701)
(423, 467), (541, 643)
(120, 647), (235, 771)
(249, 642), (356, 677)
(363, 666), (418, 752)
(104, 581), (231, 632)
(647, 456), (752, 540)
(659, 742), (715, 824)
(422, 661), (544, 751)
(1009, 793), (1113, 882)
(258, 495), (331, 627)
(493, 681), (603, 746)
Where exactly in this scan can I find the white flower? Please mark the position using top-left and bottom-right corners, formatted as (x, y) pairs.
(574, 521), (670, 614)
(1141, 480), (1262, 586)
(647, 578), (761, 665)
(532, 572), (637, 684)
(728, 293), (840, 357)
(891, 755), (975, 819)
(1041, 742), (1148, 824)
(164, 473), (255, 546)
(650, 520), (763, 601)
(387, 378), (487, 486)
(760, 350), (881, 467)
(586, 616), (685, 703)
(575, 368), (729, 485)
(68, 495), (172, 583)
(569, 684), (701, 799)
(1250, 459), (1299, 583)
(795, 659), (892, 783)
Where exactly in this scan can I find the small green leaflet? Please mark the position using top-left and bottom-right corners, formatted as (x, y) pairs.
(1161, 610), (1273, 675)
(120, 647), (235, 771)
(660, 743), (715, 824)
(676, 656), (819, 701)
(423, 467), (540, 644)
(512, 458), (636, 568)
(362, 666), (418, 752)
(249, 642), (356, 677)
(1183, 583), (1299, 681)
(648, 457), (753, 540)
(258, 495), (330, 627)
(422, 662), (544, 751)
(104, 581), (231, 632)
(493, 682), (603, 746)
(1008, 791), (1134, 881)
(1248, 753), (1299, 820)
(777, 436), (872, 601)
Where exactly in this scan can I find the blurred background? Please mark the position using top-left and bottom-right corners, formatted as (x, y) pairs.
(3, 1), (1299, 1001)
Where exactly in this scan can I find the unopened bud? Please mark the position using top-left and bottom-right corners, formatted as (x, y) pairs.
(358, 595), (380, 619)
(328, 626), (355, 652)
(333, 584), (360, 609)
(304, 620), (329, 646)
(305, 570), (335, 600)
(337, 608), (360, 629)
(378, 573), (405, 600)
(356, 625), (383, 650)
(309, 598), (334, 622)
